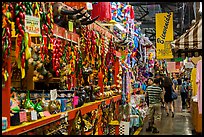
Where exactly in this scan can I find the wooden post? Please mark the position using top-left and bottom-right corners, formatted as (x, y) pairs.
(2, 57), (12, 128)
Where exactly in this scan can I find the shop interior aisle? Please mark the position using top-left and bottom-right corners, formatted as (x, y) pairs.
(139, 96), (194, 135)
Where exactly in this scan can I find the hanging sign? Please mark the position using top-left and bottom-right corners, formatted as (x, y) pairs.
(155, 12), (173, 59)
(68, 21), (74, 32)
(25, 15), (40, 34)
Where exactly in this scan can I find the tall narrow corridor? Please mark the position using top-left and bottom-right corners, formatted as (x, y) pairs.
(139, 96), (194, 135)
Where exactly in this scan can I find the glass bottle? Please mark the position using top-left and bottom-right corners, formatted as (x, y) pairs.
(34, 98), (43, 112)
(24, 90), (35, 110)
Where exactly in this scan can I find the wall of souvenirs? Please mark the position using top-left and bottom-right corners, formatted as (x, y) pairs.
(2, 2), (160, 135)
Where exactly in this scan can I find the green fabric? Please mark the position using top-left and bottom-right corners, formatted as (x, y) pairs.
(174, 57), (183, 62)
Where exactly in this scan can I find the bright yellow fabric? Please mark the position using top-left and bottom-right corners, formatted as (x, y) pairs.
(191, 68), (198, 96)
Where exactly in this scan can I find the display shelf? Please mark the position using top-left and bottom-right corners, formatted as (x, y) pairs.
(68, 94), (121, 120)
(2, 112), (65, 135)
(2, 95), (121, 135)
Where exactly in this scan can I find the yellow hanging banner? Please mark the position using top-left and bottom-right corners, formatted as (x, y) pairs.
(155, 12), (173, 59)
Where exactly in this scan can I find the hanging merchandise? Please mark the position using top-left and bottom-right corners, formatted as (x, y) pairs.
(2, 2), (14, 87)
(53, 2), (99, 35)
(39, 2), (54, 62)
(3, 2), (131, 135)
(14, 2), (34, 79)
(91, 2), (112, 22)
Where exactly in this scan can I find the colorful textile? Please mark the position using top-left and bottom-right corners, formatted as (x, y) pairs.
(190, 68), (198, 96)
(196, 60), (202, 114)
(91, 2), (112, 22)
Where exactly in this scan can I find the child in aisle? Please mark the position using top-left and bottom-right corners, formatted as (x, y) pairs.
(146, 78), (163, 133)
(145, 78), (154, 107)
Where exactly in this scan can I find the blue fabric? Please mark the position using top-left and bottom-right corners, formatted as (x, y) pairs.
(181, 81), (187, 93)
(172, 79), (178, 85)
(142, 83), (147, 91)
(130, 107), (140, 128)
(134, 35), (138, 49)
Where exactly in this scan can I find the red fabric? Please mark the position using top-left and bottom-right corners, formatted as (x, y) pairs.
(175, 62), (180, 69)
(130, 6), (135, 19)
(91, 2), (112, 22)
(64, 2), (87, 9)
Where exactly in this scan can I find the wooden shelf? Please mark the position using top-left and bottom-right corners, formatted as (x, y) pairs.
(2, 95), (121, 135)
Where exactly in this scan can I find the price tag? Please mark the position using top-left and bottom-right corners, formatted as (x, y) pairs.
(86, 2), (93, 10)
(19, 111), (27, 122)
(31, 110), (38, 121)
(44, 111), (51, 117)
(50, 89), (57, 101)
(68, 21), (73, 32)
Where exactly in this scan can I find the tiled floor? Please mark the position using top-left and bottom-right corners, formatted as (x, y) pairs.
(139, 95), (194, 135)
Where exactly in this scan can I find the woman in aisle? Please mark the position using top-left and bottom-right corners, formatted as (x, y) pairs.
(163, 76), (175, 117)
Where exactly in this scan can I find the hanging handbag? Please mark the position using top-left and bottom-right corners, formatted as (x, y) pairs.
(171, 86), (178, 100)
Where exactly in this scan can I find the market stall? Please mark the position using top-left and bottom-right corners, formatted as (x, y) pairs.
(2, 2), (154, 135)
(171, 18), (202, 56)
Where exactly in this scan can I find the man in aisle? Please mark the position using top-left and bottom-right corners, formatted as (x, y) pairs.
(146, 78), (163, 133)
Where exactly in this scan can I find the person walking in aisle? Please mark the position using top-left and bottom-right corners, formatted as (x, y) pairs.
(186, 78), (192, 109)
(163, 76), (175, 118)
(172, 75), (178, 92)
(146, 78), (163, 133)
(155, 73), (165, 108)
(177, 75), (182, 95)
(181, 78), (188, 110)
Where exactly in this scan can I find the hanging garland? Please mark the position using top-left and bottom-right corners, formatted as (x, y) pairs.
(2, 2), (14, 87)
(13, 2), (33, 79)
(39, 2), (54, 63)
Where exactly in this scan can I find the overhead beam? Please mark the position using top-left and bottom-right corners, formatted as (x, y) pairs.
(129, 2), (177, 6)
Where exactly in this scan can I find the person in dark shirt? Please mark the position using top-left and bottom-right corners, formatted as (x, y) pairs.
(163, 76), (175, 118)
(155, 73), (165, 108)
